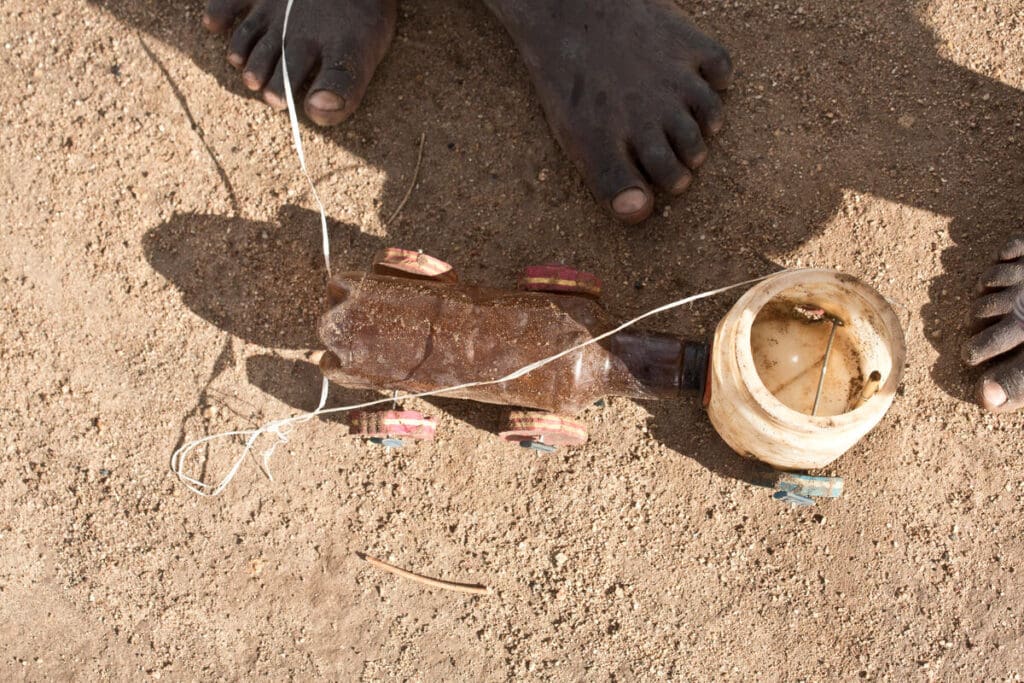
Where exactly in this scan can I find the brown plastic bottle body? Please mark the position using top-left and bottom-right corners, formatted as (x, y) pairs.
(319, 273), (706, 415)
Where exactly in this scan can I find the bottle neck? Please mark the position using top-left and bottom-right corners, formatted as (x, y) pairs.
(603, 330), (708, 401)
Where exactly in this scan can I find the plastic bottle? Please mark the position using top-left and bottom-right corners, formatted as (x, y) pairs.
(319, 272), (708, 415)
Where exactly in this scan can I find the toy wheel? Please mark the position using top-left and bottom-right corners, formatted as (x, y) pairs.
(349, 410), (437, 443)
(498, 410), (588, 449)
(372, 248), (457, 282)
(519, 265), (602, 299)
(771, 473), (844, 506)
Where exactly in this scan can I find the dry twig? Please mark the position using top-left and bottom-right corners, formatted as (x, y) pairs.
(358, 552), (492, 596)
(383, 133), (426, 228)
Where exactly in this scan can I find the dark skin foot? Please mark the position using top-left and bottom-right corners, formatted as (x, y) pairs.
(202, 0), (396, 126)
(484, 0), (733, 223)
(963, 236), (1024, 413)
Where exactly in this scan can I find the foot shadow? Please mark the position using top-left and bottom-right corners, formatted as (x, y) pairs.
(121, 0), (1024, 414)
(89, 0), (535, 260)
(690, 2), (1024, 408)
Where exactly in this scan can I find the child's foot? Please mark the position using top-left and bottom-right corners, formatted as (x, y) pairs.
(485, 0), (733, 223)
(963, 237), (1024, 413)
(202, 0), (396, 126)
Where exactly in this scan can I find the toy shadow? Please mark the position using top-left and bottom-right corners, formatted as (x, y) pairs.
(641, 398), (779, 489)
(105, 0), (1024, 410)
(127, 1), (1024, 487)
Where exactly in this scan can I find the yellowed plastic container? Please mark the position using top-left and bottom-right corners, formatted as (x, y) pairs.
(706, 269), (906, 471)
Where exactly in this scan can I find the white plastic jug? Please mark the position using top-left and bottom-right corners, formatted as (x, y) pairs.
(705, 269), (906, 471)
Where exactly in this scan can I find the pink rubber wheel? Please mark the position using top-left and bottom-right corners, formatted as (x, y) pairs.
(349, 410), (438, 441)
(519, 265), (602, 298)
(498, 410), (588, 447)
(372, 248), (457, 282)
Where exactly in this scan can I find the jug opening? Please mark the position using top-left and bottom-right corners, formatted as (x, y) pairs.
(707, 269), (906, 471)
(749, 295), (880, 418)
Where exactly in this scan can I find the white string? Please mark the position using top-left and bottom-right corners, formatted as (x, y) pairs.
(171, 272), (778, 496)
(169, 0), (781, 496)
(281, 0), (330, 277)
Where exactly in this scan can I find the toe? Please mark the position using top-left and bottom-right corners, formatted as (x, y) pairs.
(963, 315), (1024, 366)
(976, 350), (1024, 413)
(636, 130), (691, 195)
(203, 0), (250, 33)
(665, 112), (708, 170)
(699, 44), (734, 91)
(572, 138), (653, 223)
(306, 90), (348, 126)
(227, 8), (269, 69)
(979, 261), (1024, 290)
(304, 59), (361, 126)
(973, 285), (1024, 320)
(685, 79), (725, 136)
(612, 187), (652, 220)
(242, 33), (281, 92)
(997, 236), (1024, 262)
(262, 41), (318, 111)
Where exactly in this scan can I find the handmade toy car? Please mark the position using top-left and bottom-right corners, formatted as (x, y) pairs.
(318, 248), (857, 505)
(318, 248), (709, 450)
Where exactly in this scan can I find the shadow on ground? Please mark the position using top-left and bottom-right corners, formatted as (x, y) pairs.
(124, 0), (1023, 483)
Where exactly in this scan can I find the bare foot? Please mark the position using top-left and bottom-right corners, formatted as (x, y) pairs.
(963, 236), (1024, 413)
(484, 0), (733, 223)
(202, 0), (396, 126)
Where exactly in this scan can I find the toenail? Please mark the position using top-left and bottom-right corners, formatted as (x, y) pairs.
(980, 379), (1008, 409)
(308, 90), (346, 112)
(263, 91), (287, 110)
(671, 175), (692, 194)
(612, 188), (649, 216)
(227, 52), (244, 69)
(242, 72), (262, 91)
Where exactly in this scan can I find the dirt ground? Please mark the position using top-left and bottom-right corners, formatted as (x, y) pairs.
(2, 0), (1024, 679)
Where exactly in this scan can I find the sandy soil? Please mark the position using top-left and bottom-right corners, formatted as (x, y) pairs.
(2, 0), (1024, 679)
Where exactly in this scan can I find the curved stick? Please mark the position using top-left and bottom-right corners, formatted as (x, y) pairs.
(358, 553), (492, 596)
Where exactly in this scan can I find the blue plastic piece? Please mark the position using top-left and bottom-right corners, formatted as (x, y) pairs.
(520, 440), (556, 453)
(369, 437), (405, 448)
(775, 473), (844, 498)
(772, 490), (816, 507)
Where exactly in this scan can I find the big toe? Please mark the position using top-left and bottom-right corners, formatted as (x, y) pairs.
(300, 24), (393, 126)
(576, 145), (653, 223)
(977, 351), (1024, 413)
(612, 188), (653, 220)
(306, 90), (347, 125)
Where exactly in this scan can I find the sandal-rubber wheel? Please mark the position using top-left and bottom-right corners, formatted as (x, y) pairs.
(372, 248), (457, 282)
(349, 410), (437, 441)
(498, 410), (588, 447)
(519, 265), (602, 299)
